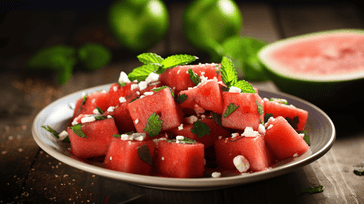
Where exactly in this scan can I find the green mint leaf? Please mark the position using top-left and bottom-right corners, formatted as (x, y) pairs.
(176, 94), (188, 104)
(112, 132), (134, 138)
(211, 112), (223, 127)
(42, 125), (59, 138)
(78, 42), (111, 71)
(137, 144), (153, 166)
(264, 113), (273, 123)
(234, 80), (256, 93)
(286, 116), (299, 130)
(144, 112), (163, 137)
(70, 124), (87, 138)
(188, 68), (201, 85)
(302, 186), (324, 194)
(152, 86), (174, 98)
(220, 56), (238, 88)
(256, 101), (264, 115)
(223, 103), (239, 118)
(354, 165), (364, 176)
(128, 64), (160, 82)
(191, 121), (210, 138)
(302, 131), (311, 146)
(166, 137), (197, 144)
(117, 82), (126, 87)
(161, 54), (198, 69)
(269, 98), (288, 105)
(76, 94), (88, 116)
(96, 107), (104, 114)
(137, 52), (164, 65)
(94, 116), (108, 120)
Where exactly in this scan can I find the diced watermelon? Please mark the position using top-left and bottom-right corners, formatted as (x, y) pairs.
(265, 116), (309, 160)
(67, 118), (119, 159)
(71, 91), (109, 120)
(264, 98), (308, 131)
(221, 92), (264, 131)
(170, 118), (230, 148)
(152, 139), (205, 178)
(214, 135), (273, 172)
(128, 87), (184, 136)
(178, 78), (224, 114)
(107, 82), (139, 107)
(159, 64), (221, 95)
(104, 137), (156, 175)
(102, 102), (136, 134)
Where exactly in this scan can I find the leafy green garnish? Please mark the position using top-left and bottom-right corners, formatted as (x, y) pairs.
(233, 80), (256, 93)
(223, 103), (239, 118)
(256, 101), (264, 115)
(152, 86), (174, 98)
(137, 144), (153, 166)
(264, 113), (273, 123)
(303, 131), (310, 146)
(166, 137), (197, 144)
(302, 186), (324, 194)
(76, 94), (88, 116)
(188, 68), (201, 85)
(353, 165), (364, 176)
(161, 54), (198, 69)
(143, 113), (163, 137)
(137, 52), (164, 65)
(190, 121), (210, 138)
(70, 124), (87, 138)
(96, 107), (104, 114)
(94, 116), (108, 120)
(286, 116), (299, 130)
(211, 112), (223, 127)
(42, 125), (59, 138)
(269, 98), (288, 105)
(176, 94), (188, 104)
(128, 64), (161, 82)
(117, 82), (126, 87)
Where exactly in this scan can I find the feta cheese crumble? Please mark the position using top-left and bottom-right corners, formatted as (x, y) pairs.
(113, 86), (118, 92)
(145, 72), (159, 84)
(118, 71), (131, 84)
(258, 124), (266, 135)
(241, 127), (260, 137)
(59, 130), (68, 141)
(139, 81), (148, 91)
(81, 116), (95, 123)
(233, 155), (250, 173)
(134, 119), (139, 124)
(178, 123), (184, 130)
(130, 84), (138, 90)
(107, 106), (116, 112)
(229, 86), (241, 93)
(185, 115), (198, 124)
(231, 132), (239, 138)
(120, 133), (147, 141)
(119, 96), (126, 103)
(176, 136), (185, 144)
(211, 172), (221, 178)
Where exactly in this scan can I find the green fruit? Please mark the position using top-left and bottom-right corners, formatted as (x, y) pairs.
(108, 0), (169, 52)
(78, 43), (112, 71)
(183, 0), (242, 54)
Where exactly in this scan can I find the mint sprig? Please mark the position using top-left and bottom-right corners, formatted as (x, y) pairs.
(143, 112), (163, 137)
(152, 86), (174, 98)
(176, 94), (188, 104)
(137, 52), (164, 65)
(256, 101), (264, 115)
(128, 64), (160, 82)
(42, 125), (59, 138)
(70, 124), (87, 138)
(223, 103), (239, 118)
(188, 68), (201, 85)
(191, 121), (210, 138)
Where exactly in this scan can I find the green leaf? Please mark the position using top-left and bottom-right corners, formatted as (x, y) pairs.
(302, 186), (324, 194)
(188, 68), (201, 85)
(220, 56), (238, 88)
(70, 124), (87, 138)
(211, 112), (223, 127)
(286, 116), (299, 130)
(143, 112), (163, 137)
(161, 54), (198, 69)
(94, 116), (108, 120)
(223, 103), (239, 118)
(152, 86), (175, 98)
(191, 121), (210, 138)
(128, 64), (160, 82)
(353, 165), (364, 176)
(137, 144), (153, 166)
(264, 113), (273, 123)
(42, 125), (59, 138)
(269, 98), (288, 105)
(76, 94), (88, 116)
(96, 107), (104, 114)
(117, 82), (126, 87)
(137, 52), (164, 65)
(256, 100), (264, 115)
(234, 80), (256, 93)
(303, 132), (311, 146)
(78, 43), (111, 71)
(176, 94), (188, 104)
(166, 137), (197, 144)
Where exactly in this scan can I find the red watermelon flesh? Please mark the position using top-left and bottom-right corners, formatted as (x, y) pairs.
(107, 82), (140, 107)
(263, 98), (308, 131)
(265, 116), (309, 161)
(222, 92), (264, 131)
(102, 102), (136, 134)
(67, 118), (119, 159)
(127, 87), (184, 136)
(178, 78), (224, 115)
(170, 118), (230, 148)
(152, 139), (204, 178)
(214, 135), (273, 172)
(104, 137), (156, 175)
(159, 63), (221, 95)
(71, 91), (109, 121)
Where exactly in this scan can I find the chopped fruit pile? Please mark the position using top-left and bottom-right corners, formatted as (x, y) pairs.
(43, 53), (310, 178)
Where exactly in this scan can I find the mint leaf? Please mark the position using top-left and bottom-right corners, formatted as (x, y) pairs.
(223, 103), (239, 118)
(137, 52), (164, 65)
(152, 86), (174, 98)
(161, 54), (198, 69)
(303, 132), (310, 146)
(76, 94), (88, 116)
(70, 124), (87, 138)
(188, 68), (201, 85)
(211, 112), (223, 127)
(166, 137), (197, 144)
(264, 113), (273, 123)
(256, 101), (264, 115)
(42, 125), (59, 138)
(143, 112), (163, 137)
(302, 186), (324, 194)
(94, 116), (108, 120)
(96, 107), (104, 114)
(176, 94), (188, 104)
(286, 116), (299, 130)
(117, 82), (126, 87)
(220, 57), (238, 88)
(234, 80), (256, 93)
(191, 121), (210, 138)
(137, 144), (153, 166)
(128, 64), (160, 82)
(269, 98), (288, 105)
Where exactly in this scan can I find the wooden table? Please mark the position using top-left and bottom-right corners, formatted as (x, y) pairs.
(1, 1), (364, 203)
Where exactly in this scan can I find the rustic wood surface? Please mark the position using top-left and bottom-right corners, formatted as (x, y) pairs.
(1, 1), (364, 203)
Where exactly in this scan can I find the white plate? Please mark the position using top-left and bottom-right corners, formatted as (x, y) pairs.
(32, 83), (335, 191)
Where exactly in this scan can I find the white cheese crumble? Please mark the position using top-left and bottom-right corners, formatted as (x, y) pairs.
(211, 172), (221, 178)
(134, 119), (139, 124)
(178, 123), (184, 130)
(59, 130), (68, 140)
(267, 124), (273, 130)
(231, 132), (239, 138)
(293, 153), (298, 158)
(81, 116), (95, 123)
(233, 155), (250, 173)
(120, 133), (147, 141)
(143, 91), (154, 96)
(241, 127), (260, 137)
(130, 84), (138, 90)
(71, 119), (79, 126)
(107, 106), (116, 112)
(185, 115), (198, 124)
(107, 115), (112, 119)
(113, 86), (118, 92)
(93, 108), (101, 115)
(229, 86), (241, 93)
(161, 156), (165, 160)
(119, 96), (126, 103)
(145, 72), (159, 84)
(139, 81), (148, 91)
(118, 71), (131, 84)
(258, 124), (266, 135)
(110, 156), (112, 161)
(176, 136), (185, 144)
(92, 98), (96, 104)
(136, 91), (140, 95)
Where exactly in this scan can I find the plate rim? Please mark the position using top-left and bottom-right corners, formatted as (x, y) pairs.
(32, 84), (336, 191)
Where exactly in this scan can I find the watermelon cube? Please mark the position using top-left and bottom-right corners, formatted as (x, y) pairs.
(178, 78), (224, 114)
(152, 139), (204, 178)
(170, 118), (230, 148)
(102, 102), (136, 134)
(263, 98), (308, 131)
(104, 136), (156, 175)
(221, 92), (264, 131)
(128, 87), (184, 136)
(71, 91), (109, 120)
(214, 134), (273, 172)
(67, 117), (119, 159)
(265, 116), (310, 160)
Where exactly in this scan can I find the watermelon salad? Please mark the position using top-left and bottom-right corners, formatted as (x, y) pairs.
(43, 53), (310, 178)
